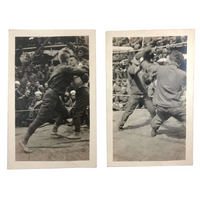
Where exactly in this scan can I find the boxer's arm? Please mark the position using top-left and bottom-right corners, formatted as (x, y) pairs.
(65, 66), (86, 76)
(128, 64), (142, 75)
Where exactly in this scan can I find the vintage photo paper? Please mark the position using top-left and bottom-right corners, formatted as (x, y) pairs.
(8, 30), (96, 169)
(107, 29), (194, 167)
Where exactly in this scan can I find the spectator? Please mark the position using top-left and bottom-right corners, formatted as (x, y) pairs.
(77, 49), (89, 67)
(33, 80), (40, 93)
(29, 91), (43, 120)
(62, 92), (71, 107)
(114, 65), (123, 79)
(24, 64), (37, 86)
(62, 92), (74, 125)
(121, 78), (129, 88)
(44, 82), (49, 93)
(25, 81), (34, 97)
(16, 69), (28, 94)
(38, 85), (45, 94)
(33, 65), (45, 85)
(113, 87), (129, 111)
(70, 90), (76, 107)
(113, 79), (122, 94)
(42, 63), (50, 82)
(15, 81), (23, 98)
(15, 89), (33, 126)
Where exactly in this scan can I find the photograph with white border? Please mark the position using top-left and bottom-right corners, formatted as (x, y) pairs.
(107, 29), (194, 167)
(8, 29), (96, 169)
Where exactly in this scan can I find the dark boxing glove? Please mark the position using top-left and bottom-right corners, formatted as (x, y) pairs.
(81, 73), (89, 83)
(82, 65), (89, 74)
(142, 46), (152, 60)
(143, 74), (152, 85)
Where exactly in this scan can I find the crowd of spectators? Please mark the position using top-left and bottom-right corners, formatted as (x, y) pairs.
(15, 37), (89, 127)
(16, 36), (89, 49)
(113, 36), (187, 111)
(113, 36), (187, 50)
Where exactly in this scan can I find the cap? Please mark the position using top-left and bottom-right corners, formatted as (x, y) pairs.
(35, 91), (42, 96)
(70, 90), (76, 96)
(64, 92), (70, 97)
(15, 81), (20, 85)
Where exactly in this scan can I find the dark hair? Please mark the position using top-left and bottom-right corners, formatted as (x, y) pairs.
(169, 50), (184, 66)
(60, 53), (70, 63)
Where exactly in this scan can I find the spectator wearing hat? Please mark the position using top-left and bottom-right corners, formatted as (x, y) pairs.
(15, 81), (23, 98)
(69, 90), (76, 106)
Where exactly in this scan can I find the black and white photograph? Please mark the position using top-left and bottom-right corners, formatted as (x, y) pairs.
(107, 30), (194, 166)
(8, 30), (96, 169)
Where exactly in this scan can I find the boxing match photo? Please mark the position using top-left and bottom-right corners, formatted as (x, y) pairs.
(107, 29), (194, 167)
(8, 30), (96, 169)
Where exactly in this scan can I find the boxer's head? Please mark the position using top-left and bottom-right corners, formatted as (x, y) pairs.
(168, 50), (184, 67)
(58, 47), (73, 64)
(69, 55), (78, 67)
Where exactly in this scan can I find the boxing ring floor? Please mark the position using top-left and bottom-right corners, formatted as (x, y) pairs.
(113, 109), (186, 161)
(15, 123), (89, 161)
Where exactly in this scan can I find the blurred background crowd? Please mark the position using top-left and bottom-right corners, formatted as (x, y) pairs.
(113, 36), (187, 111)
(15, 36), (89, 127)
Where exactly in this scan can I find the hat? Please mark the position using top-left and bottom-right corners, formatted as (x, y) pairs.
(70, 90), (76, 96)
(35, 91), (42, 96)
(64, 92), (70, 97)
(15, 81), (20, 85)
(38, 85), (44, 89)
